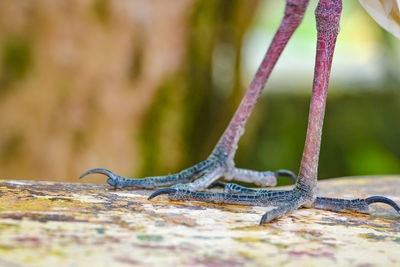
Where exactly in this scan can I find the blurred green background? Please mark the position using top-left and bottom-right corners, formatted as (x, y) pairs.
(0, 0), (399, 185)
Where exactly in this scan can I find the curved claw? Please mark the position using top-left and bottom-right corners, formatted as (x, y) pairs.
(80, 168), (118, 179)
(148, 188), (177, 200)
(259, 201), (300, 225)
(275, 169), (297, 183)
(80, 168), (121, 187)
(366, 196), (400, 213)
(259, 213), (268, 226)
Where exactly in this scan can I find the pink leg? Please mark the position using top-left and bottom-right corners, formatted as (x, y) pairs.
(150, 0), (399, 223)
(81, 0), (310, 190)
(260, 0), (343, 223)
(214, 0), (310, 162)
(297, 0), (342, 191)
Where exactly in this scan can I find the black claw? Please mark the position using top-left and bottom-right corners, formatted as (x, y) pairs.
(80, 168), (117, 179)
(275, 169), (297, 183)
(259, 213), (267, 226)
(365, 196), (400, 213)
(148, 188), (177, 200)
(208, 181), (227, 189)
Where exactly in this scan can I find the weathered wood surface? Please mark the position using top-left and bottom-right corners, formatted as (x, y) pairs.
(0, 176), (399, 267)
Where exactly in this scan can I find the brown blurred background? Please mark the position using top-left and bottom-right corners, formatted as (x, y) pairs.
(0, 0), (399, 185)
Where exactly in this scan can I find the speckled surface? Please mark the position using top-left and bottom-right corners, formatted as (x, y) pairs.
(0, 176), (399, 266)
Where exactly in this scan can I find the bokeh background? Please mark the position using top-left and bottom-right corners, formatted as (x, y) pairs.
(0, 0), (399, 185)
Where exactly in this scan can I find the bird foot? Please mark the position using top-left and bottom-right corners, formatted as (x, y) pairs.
(80, 153), (296, 190)
(148, 183), (313, 224)
(149, 181), (400, 224)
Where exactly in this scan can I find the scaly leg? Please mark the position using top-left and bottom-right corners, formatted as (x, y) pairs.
(80, 0), (309, 190)
(180, 182), (400, 217)
(148, 188), (399, 222)
(150, 0), (342, 219)
(79, 160), (295, 189)
(259, 0), (343, 223)
(150, 0), (399, 223)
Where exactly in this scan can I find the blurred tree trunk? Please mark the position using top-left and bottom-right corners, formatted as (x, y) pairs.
(0, 0), (260, 182)
(139, 0), (259, 177)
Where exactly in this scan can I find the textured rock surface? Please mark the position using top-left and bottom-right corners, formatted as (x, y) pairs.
(0, 176), (399, 266)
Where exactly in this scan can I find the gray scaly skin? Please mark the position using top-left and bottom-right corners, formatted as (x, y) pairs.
(148, 182), (400, 225)
(81, 0), (400, 224)
(80, 153), (296, 189)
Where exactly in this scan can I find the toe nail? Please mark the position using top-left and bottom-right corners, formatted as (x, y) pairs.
(148, 188), (177, 200)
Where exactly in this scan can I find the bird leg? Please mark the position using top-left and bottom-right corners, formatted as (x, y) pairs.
(258, 0), (344, 223)
(148, 186), (400, 225)
(80, 0), (309, 190)
(150, 0), (400, 222)
(161, 181), (400, 219)
(151, 0), (400, 222)
(149, 0), (342, 219)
